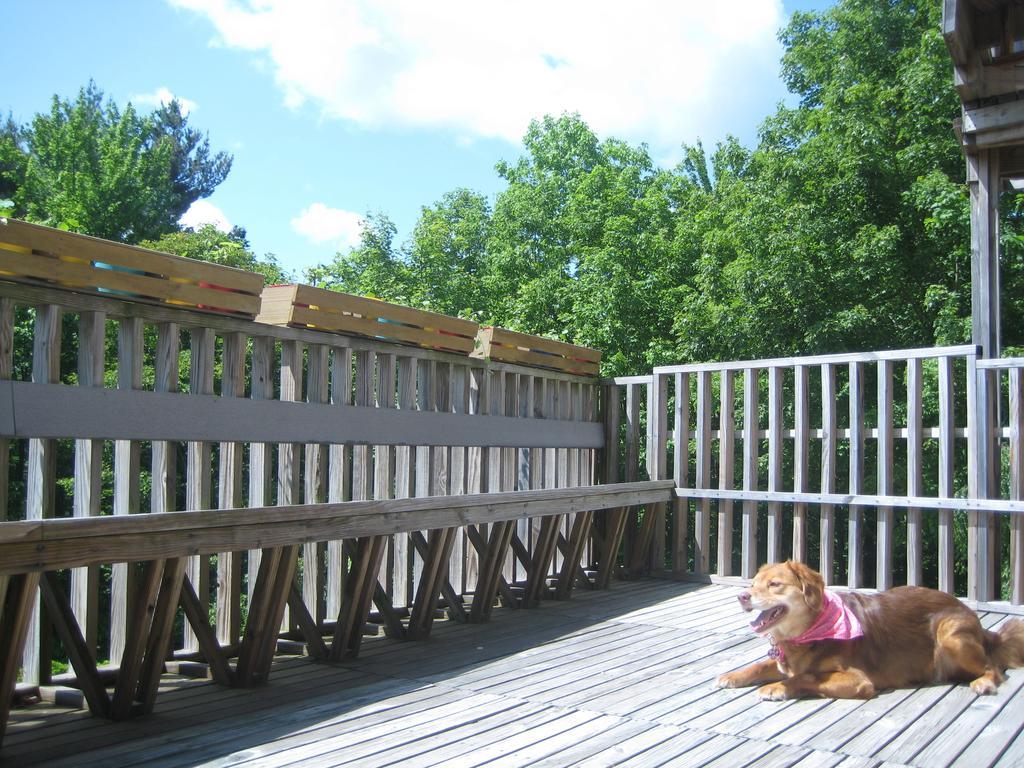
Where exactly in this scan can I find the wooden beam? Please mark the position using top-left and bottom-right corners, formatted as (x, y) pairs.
(0, 380), (605, 449)
(39, 571), (110, 718)
(178, 577), (234, 686)
(286, 584), (329, 660)
(0, 482), (675, 575)
(407, 527), (458, 639)
(0, 573), (40, 747)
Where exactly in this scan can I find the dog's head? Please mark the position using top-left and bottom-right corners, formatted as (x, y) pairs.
(737, 561), (825, 641)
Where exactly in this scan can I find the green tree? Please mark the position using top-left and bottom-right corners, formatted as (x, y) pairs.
(306, 213), (412, 302)
(151, 100), (232, 223)
(6, 82), (233, 244)
(140, 223), (288, 284)
(407, 189), (493, 320)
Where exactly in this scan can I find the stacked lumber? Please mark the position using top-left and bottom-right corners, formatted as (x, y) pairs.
(0, 218), (265, 318)
(256, 283), (479, 354)
(471, 326), (601, 376)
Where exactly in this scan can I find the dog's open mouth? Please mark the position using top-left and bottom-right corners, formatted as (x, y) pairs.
(750, 605), (787, 634)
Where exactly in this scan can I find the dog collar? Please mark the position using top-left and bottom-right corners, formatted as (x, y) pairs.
(767, 589), (864, 662)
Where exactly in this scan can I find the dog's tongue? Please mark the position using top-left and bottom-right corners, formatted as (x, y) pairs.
(750, 606), (783, 634)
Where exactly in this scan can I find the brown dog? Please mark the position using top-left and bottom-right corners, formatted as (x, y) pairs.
(715, 560), (1024, 700)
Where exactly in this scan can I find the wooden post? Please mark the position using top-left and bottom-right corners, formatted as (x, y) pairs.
(967, 147), (1001, 603)
(876, 360), (894, 591)
(967, 352), (993, 601)
(741, 368), (759, 578)
(72, 310), (106, 654)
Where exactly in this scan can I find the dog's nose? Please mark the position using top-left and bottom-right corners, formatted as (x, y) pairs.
(738, 592), (752, 608)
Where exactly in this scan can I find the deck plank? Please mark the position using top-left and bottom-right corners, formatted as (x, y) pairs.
(5, 580), (1024, 767)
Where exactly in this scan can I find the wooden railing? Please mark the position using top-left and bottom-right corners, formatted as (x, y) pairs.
(608, 346), (1024, 604)
(0, 280), (650, 745)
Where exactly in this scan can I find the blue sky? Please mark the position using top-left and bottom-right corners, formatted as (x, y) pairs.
(3, 0), (833, 279)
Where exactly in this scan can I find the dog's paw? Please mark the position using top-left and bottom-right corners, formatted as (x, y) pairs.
(757, 683), (789, 701)
(970, 677), (998, 695)
(714, 673), (740, 689)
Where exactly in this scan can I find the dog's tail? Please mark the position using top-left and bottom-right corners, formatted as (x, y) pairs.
(989, 619), (1024, 670)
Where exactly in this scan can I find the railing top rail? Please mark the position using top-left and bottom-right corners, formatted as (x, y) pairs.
(607, 375), (654, 386)
(0, 480), (675, 575)
(0, 282), (596, 383)
(649, 344), (980, 375)
(977, 358), (1024, 370)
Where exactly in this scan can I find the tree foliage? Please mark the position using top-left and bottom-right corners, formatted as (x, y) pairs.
(3, 82), (232, 244)
(308, 0), (987, 378)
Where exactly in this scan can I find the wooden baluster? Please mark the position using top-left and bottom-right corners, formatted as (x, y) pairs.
(450, 365), (469, 597)
(596, 383), (625, 588)
(326, 346), (353, 619)
(674, 373), (690, 574)
(216, 332), (246, 646)
(464, 367), (485, 595)
(741, 368), (759, 578)
(793, 364), (809, 563)
(906, 358), (924, 587)
(938, 356), (956, 594)
(72, 310), (106, 654)
(623, 382), (641, 560)
(248, 336), (274, 606)
(1010, 367), (1024, 604)
(716, 370), (736, 576)
(848, 361), (865, 589)
(821, 364), (837, 584)
(695, 371), (712, 573)
(767, 367), (783, 564)
(110, 315), (141, 669)
(876, 360), (894, 591)
(183, 327), (214, 653)
(0, 298), (12, 522)
(392, 354), (416, 611)
(302, 343), (329, 627)
(276, 339), (303, 632)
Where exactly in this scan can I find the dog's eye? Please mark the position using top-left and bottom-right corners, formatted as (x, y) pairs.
(768, 580), (781, 588)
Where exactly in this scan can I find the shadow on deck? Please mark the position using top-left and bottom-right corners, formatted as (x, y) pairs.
(5, 579), (1024, 768)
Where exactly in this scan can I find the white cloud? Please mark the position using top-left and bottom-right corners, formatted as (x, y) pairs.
(132, 86), (198, 116)
(180, 200), (232, 231)
(168, 0), (785, 155)
(291, 203), (364, 249)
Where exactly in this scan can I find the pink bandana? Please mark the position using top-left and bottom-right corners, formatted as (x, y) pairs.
(768, 589), (863, 662)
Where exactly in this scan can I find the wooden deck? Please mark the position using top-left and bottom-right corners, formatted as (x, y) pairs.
(5, 579), (1024, 767)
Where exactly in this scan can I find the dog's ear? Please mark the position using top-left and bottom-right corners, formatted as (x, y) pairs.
(786, 560), (824, 614)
